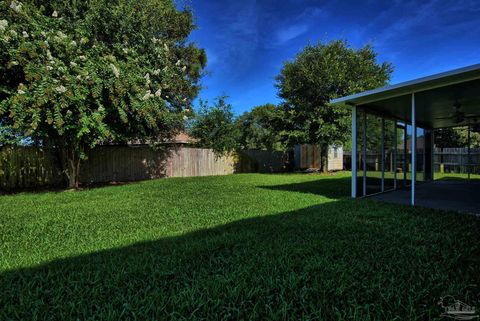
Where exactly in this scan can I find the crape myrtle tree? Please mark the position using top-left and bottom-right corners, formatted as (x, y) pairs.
(0, 0), (206, 188)
(276, 40), (393, 171)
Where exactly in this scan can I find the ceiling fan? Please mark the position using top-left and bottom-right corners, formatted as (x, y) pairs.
(434, 102), (478, 124)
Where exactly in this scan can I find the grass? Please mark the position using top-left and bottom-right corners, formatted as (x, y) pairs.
(1, 172), (479, 320)
(435, 172), (480, 181)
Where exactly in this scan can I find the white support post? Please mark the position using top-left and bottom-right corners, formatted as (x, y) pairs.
(468, 124), (471, 182)
(403, 121), (407, 186)
(351, 106), (357, 198)
(381, 118), (385, 192)
(431, 130), (435, 181)
(423, 129), (426, 182)
(363, 111), (367, 197)
(394, 122), (398, 189)
(411, 93), (416, 206)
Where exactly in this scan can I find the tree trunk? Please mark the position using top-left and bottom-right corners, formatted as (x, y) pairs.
(61, 146), (82, 189)
(320, 144), (328, 173)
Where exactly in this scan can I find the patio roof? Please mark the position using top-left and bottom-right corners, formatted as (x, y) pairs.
(331, 64), (480, 129)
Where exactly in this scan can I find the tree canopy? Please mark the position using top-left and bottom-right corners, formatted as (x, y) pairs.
(0, 0), (206, 187)
(236, 104), (286, 151)
(188, 96), (240, 155)
(275, 40), (393, 151)
(435, 127), (480, 148)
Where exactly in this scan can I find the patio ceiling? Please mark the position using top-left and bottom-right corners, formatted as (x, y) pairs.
(331, 64), (480, 129)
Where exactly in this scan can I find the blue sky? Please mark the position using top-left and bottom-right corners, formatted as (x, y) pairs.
(188, 0), (480, 114)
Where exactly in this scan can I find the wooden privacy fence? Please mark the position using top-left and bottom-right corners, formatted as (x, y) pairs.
(343, 151), (403, 171)
(0, 146), (288, 191)
(434, 147), (480, 174)
(79, 146), (242, 182)
(0, 146), (63, 189)
(344, 148), (480, 174)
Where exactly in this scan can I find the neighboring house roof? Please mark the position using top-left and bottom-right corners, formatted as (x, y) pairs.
(400, 136), (425, 150)
(172, 132), (195, 144)
(124, 132), (196, 146)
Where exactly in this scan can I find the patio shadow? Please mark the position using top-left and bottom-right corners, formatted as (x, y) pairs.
(257, 176), (350, 199)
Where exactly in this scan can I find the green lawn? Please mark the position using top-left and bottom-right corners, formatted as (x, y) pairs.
(1, 172), (479, 320)
(435, 172), (480, 181)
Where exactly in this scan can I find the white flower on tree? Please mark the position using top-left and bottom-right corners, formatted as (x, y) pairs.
(52, 11), (58, 17)
(56, 31), (67, 39)
(70, 61), (77, 67)
(10, 1), (22, 13)
(55, 85), (67, 94)
(142, 90), (153, 101)
(110, 64), (120, 78)
(0, 20), (8, 32)
(154, 88), (162, 97)
(22, 31), (28, 38)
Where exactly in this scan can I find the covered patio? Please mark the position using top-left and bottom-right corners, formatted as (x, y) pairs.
(331, 64), (480, 213)
(371, 180), (480, 214)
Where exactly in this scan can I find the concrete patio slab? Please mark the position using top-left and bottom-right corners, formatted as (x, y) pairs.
(370, 180), (480, 215)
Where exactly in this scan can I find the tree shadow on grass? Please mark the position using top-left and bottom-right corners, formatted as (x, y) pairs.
(257, 176), (350, 199)
(2, 199), (480, 320)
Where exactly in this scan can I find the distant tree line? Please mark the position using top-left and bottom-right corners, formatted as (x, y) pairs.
(189, 40), (393, 171)
(434, 127), (480, 148)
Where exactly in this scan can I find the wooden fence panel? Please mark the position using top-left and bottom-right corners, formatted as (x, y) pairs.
(0, 146), (286, 191)
(434, 147), (480, 173)
(0, 146), (63, 190)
